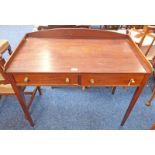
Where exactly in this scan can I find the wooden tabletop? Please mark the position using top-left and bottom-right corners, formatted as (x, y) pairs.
(4, 28), (152, 127)
(6, 29), (152, 74)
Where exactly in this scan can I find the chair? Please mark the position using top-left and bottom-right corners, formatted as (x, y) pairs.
(112, 26), (155, 95)
(0, 40), (12, 55)
(130, 26), (155, 107)
(0, 40), (42, 118)
(129, 26), (155, 107)
(146, 72), (155, 106)
(128, 26), (155, 63)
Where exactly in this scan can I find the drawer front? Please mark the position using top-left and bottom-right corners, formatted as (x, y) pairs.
(81, 74), (144, 86)
(13, 74), (79, 86)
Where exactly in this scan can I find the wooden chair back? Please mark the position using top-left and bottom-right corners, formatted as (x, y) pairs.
(138, 26), (155, 56)
(0, 52), (12, 85)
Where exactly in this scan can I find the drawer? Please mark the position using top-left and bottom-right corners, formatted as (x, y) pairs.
(13, 74), (79, 86)
(81, 74), (144, 86)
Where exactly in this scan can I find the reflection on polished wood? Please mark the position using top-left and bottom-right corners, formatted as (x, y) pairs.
(5, 28), (152, 126)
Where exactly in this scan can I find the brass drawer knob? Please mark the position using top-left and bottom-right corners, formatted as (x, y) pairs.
(24, 77), (29, 83)
(65, 77), (70, 83)
(90, 79), (95, 84)
(128, 78), (135, 86)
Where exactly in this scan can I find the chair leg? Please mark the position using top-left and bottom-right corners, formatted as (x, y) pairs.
(37, 86), (42, 95)
(112, 87), (116, 95)
(27, 87), (38, 110)
(146, 86), (155, 106)
(25, 87), (42, 110)
(145, 37), (155, 56)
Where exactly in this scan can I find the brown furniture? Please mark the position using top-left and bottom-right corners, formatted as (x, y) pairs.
(37, 25), (90, 31)
(129, 26), (155, 106)
(129, 26), (155, 66)
(147, 74), (155, 129)
(5, 28), (152, 126)
(0, 41), (42, 126)
(146, 84), (155, 106)
(146, 72), (155, 106)
(130, 26), (155, 129)
(0, 40), (12, 55)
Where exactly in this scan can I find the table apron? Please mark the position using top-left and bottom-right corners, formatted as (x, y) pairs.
(12, 73), (145, 87)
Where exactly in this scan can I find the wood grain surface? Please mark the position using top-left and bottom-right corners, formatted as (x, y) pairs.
(6, 38), (148, 73)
